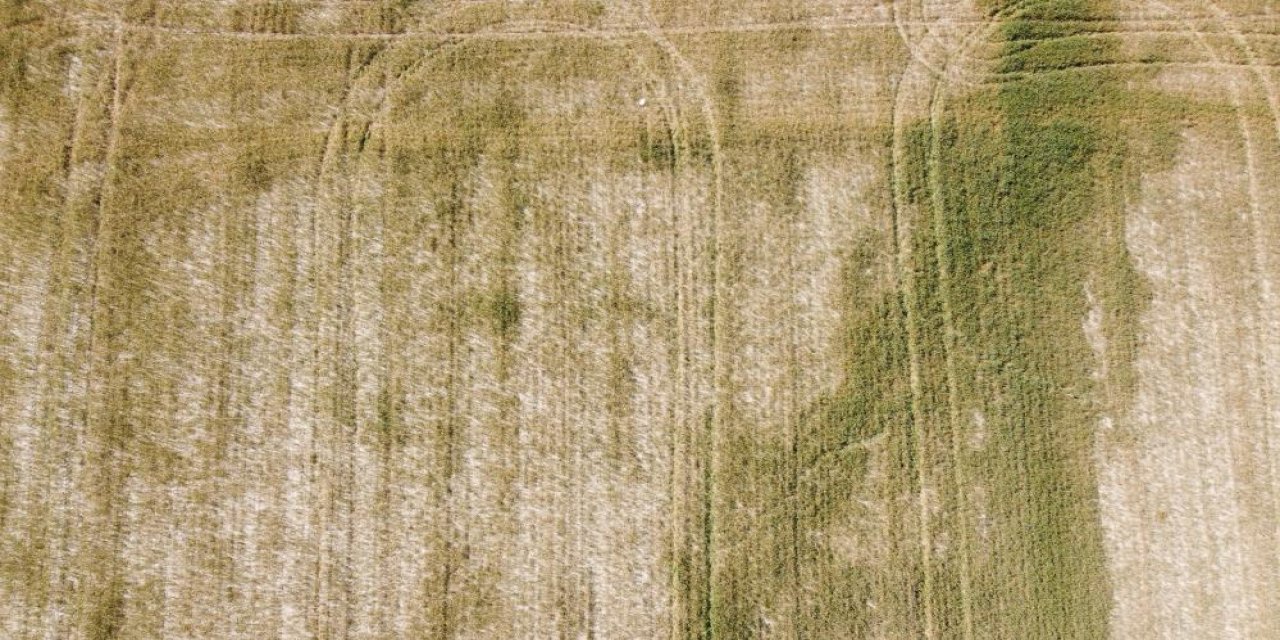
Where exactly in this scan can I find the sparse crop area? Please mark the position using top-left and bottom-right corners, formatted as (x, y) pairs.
(2, 0), (1278, 638)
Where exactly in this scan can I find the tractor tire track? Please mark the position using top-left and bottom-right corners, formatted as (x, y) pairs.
(76, 18), (156, 638)
(888, 2), (1038, 636)
(52, 13), (1280, 42)
(635, 5), (727, 636)
(335, 15), (690, 635)
(1093, 2), (1280, 636)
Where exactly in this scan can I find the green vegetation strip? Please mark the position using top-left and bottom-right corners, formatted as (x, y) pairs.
(706, 0), (1190, 637)
(892, 0), (1185, 636)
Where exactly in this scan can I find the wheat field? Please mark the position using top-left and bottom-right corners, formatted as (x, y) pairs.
(2, 0), (1279, 638)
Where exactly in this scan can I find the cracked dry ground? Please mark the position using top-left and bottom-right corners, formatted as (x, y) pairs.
(2, 0), (1278, 638)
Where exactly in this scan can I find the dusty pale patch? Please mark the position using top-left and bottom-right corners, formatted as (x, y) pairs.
(1097, 128), (1280, 640)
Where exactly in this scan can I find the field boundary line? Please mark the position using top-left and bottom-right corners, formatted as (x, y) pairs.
(36, 14), (1280, 42)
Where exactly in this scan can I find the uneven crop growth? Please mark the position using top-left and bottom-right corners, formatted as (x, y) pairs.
(2, 0), (1278, 638)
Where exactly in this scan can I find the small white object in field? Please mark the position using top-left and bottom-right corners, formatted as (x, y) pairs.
(637, 97), (647, 107)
